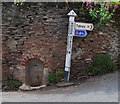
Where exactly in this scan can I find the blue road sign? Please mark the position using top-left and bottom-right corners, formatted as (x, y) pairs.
(74, 30), (87, 37)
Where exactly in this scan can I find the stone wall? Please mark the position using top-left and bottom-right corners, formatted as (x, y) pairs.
(2, 2), (119, 82)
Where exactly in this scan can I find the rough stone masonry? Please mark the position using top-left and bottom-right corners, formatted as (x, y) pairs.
(2, 2), (119, 86)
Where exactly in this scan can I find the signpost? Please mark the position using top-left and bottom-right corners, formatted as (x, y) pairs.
(64, 10), (94, 82)
(64, 10), (77, 82)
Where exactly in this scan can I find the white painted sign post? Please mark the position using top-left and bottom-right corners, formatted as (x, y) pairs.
(64, 10), (77, 82)
(64, 10), (94, 82)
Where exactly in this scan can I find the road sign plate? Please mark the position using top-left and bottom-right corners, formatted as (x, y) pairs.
(74, 30), (87, 37)
(75, 22), (94, 31)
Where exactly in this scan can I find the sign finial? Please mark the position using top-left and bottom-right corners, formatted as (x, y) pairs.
(67, 10), (77, 16)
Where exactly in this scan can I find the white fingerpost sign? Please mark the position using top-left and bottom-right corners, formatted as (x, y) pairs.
(64, 10), (94, 82)
(64, 10), (77, 82)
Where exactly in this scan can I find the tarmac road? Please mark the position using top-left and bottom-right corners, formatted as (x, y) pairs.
(2, 71), (118, 102)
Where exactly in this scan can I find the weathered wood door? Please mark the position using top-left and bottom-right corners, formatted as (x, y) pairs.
(25, 58), (44, 86)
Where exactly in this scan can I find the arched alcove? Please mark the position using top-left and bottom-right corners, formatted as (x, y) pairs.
(25, 58), (44, 86)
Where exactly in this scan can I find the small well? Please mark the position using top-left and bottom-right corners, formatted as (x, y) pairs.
(25, 58), (44, 86)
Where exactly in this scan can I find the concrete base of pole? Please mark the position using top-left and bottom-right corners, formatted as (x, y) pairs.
(56, 82), (74, 87)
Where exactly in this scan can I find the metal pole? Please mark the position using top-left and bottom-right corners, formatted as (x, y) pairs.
(64, 10), (77, 82)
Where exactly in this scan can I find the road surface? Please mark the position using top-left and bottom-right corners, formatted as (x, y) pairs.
(2, 71), (118, 102)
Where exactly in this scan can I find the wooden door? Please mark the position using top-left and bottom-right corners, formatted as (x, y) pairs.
(25, 58), (44, 86)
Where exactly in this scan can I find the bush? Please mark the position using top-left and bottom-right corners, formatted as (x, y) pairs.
(48, 72), (56, 83)
(3, 79), (22, 91)
(86, 54), (116, 75)
(55, 68), (64, 82)
(48, 68), (64, 83)
(77, 2), (119, 25)
(89, 2), (114, 24)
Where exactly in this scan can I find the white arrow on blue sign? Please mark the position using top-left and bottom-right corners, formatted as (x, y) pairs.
(74, 30), (87, 37)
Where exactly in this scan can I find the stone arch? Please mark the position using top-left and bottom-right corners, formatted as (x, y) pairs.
(21, 54), (48, 68)
(19, 54), (49, 86)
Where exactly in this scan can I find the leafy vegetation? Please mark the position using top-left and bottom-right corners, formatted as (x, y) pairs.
(89, 2), (115, 24)
(55, 68), (64, 82)
(3, 79), (22, 91)
(14, 0), (26, 5)
(48, 72), (56, 83)
(86, 54), (116, 75)
(48, 68), (64, 83)
(77, 2), (119, 25)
